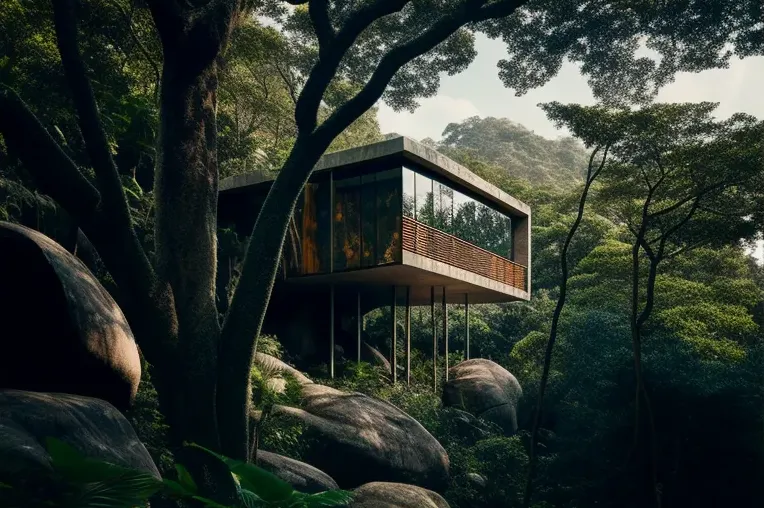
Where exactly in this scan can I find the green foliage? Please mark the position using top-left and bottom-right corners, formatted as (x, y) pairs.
(436, 116), (591, 191)
(5, 438), (353, 508)
(485, 0), (764, 105)
(124, 362), (174, 475)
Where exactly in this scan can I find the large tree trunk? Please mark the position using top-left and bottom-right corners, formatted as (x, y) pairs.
(153, 56), (223, 451)
(217, 132), (332, 459)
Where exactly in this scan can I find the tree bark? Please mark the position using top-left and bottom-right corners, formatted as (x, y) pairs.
(217, 131), (332, 459)
(154, 57), (224, 451)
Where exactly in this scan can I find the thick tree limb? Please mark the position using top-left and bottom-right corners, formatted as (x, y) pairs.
(144, 0), (184, 48)
(186, 0), (241, 75)
(294, 0), (410, 133)
(52, 0), (141, 250)
(474, 0), (525, 20)
(49, 0), (192, 450)
(309, 0), (334, 49)
(318, 0), (508, 143)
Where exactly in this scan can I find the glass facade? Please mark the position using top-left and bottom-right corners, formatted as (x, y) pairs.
(402, 166), (513, 260)
(290, 164), (512, 277)
(375, 169), (402, 265)
(293, 180), (332, 275)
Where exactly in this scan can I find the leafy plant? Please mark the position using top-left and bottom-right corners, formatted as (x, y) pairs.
(4, 438), (353, 508)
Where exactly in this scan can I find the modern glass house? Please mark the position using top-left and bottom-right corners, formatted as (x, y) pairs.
(218, 136), (531, 384)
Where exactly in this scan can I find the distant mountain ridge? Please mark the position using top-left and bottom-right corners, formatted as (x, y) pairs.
(424, 116), (590, 191)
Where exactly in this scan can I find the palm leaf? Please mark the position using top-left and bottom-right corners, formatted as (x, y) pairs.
(188, 443), (294, 503)
(303, 490), (354, 507)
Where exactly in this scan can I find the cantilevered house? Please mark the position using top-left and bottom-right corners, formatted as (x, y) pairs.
(218, 136), (531, 383)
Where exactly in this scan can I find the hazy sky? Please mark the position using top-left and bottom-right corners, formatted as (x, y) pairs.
(377, 34), (764, 261)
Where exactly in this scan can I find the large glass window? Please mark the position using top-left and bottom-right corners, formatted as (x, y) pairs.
(361, 173), (377, 268)
(293, 180), (331, 275)
(402, 167), (416, 218)
(406, 168), (515, 261)
(415, 172), (433, 226)
(334, 176), (361, 270)
(435, 182), (453, 234)
(376, 169), (402, 265)
(329, 168), (402, 273)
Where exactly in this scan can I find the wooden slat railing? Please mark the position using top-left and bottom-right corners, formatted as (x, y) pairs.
(402, 216), (527, 291)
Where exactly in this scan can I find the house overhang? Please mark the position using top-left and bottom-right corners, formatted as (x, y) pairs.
(284, 250), (529, 305)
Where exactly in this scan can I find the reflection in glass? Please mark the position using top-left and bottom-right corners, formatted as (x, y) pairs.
(438, 183), (453, 234)
(504, 216), (513, 260)
(361, 173), (377, 267)
(402, 167), (416, 218)
(415, 172), (433, 226)
(453, 190), (478, 246)
(293, 181), (331, 275)
(294, 165), (517, 277)
(334, 176), (361, 270)
(376, 168), (402, 265)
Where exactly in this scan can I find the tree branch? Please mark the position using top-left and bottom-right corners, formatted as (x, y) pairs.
(310, 0), (334, 49)
(52, 0), (140, 242)
(217, 0), (527, 462)
(144, 0), (184, 49)
(293, 0), (411, 133)
(50, 0), (178, 368)
(317, 0), (508, 144)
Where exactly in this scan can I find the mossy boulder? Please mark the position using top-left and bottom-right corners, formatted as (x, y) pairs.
(442, 359), (522, 435)
(273, 384), (449, 491)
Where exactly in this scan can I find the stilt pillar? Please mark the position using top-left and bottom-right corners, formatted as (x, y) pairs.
(405, 287), (411, 386)
(391, 286), (397, 384)
(431, 286), (437, 392)
(443, 287), (448, 381)
(357, 291), (362, 365)
(330, 286), (335, 379)
(465, 294), (470, 360)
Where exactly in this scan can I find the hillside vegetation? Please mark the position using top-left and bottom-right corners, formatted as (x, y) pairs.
(426, 116), (590, 191)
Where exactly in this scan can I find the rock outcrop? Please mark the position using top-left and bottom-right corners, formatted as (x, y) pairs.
(350, 482), (450, 508)
(273, 384), (449, 491)
(0, 222), (141, 409)
(442, 359), (522, 435)
(0, 390), (160, 480)
(362, 342), (392, 374)
(256, 450), (339, 494)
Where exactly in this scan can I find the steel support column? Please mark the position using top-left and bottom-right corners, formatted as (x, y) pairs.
(443, 286), (448, 381)
(405, 286), (411, 386)
(465, 293), (470, 360)
(357, 291), (362, 365)
(391, 286), (397, 384)
(330, 286), (335, 379)
(431, 286), (437, 392)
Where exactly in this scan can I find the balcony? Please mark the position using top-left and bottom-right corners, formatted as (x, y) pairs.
(402, 216), (527, 292)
